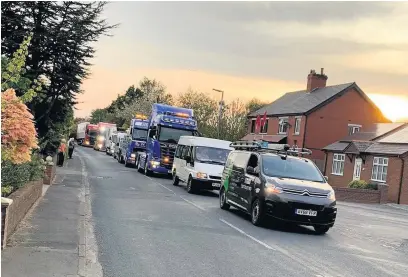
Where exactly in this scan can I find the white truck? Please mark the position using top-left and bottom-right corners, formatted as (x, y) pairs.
(76, 122), (90, 145)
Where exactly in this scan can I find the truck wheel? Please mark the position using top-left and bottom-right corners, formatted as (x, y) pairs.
(172, 171), (179, 186)
(219, 187), (230, 210)
(144, 161), (152, 176)
(251, 199), (265, 226)
(186, 176), (196, 194)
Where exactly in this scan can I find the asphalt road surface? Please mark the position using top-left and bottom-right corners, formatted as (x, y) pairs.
(77, 147), (408, 277)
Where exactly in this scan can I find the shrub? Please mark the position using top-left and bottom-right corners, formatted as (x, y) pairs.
(29, 153), (46, 181)
(1, 89), (38, 164)
(348, 180), (378, 190)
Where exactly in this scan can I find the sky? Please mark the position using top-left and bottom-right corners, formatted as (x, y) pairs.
(77, 1), (408, 121)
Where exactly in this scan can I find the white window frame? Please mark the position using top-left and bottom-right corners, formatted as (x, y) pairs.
(348, 124), (362, 135)
(294, 116), (301, 135)
(371, 157), (388, 183)
(331, 153), (345, 176)
(278, 117), (289, 134)
(260, 117), (269, 134)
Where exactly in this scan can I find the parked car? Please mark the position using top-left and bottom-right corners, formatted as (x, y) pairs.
(171, 136), (232, 193)
(219, 141), (337, 234)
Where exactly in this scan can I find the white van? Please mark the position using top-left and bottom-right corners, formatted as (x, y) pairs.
(172, 136), (233, 194)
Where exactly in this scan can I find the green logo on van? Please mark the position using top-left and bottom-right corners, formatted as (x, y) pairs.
(223, 167), (232, 191)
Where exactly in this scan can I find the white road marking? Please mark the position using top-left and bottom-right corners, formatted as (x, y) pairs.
(145, 176), (176, 194)
(129, 187), (136, 190)
(179, 196), (206, 211)
(218, 218), (276, 251)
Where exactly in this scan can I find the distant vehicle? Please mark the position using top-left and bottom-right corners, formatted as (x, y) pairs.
(137, 103), (200, 176)
(120, 114), (149, 167)
(172, 136), (232, 193)
(83, 124), (98, 147)
(93, 122), (117, 151)
(76, 122), (90, 145)
(219, 141), (337, 235)
(113, 132), (128, 160)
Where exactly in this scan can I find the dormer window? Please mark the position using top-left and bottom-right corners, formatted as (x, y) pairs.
(348, 124), (362, 135)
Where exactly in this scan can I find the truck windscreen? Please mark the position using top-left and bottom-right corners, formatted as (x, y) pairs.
(132, 128), (148, 140)
(158, 126), (195, 143)
(89, 130), (97, 137)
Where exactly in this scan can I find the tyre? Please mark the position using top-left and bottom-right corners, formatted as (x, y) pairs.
(314, 225), (330, 235)
(186, 176), (196, 194)
(251, 199), (265, 226)
(219, 187), (230, 210)
(172, 171), (179, 186)
(144, 160), (152, 176)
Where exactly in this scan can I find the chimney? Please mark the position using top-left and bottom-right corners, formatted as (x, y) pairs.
(307, 68), (328, 92)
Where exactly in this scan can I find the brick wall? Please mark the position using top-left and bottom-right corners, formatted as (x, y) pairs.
(43, 163), (56, 185)
(334, 184), (388, 204)
(2, 180), (43, 248)
(305, 88), (389, 161)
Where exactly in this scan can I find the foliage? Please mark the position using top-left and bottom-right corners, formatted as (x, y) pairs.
(1, 1), (117, 155)
(348, 180), (378, 190)
(1, 34), (45, 103)
(1, 89), (38, 164)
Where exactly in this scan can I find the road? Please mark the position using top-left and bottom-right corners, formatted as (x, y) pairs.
(77, 147), (408, 277)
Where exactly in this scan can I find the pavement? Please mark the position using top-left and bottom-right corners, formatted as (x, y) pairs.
(2, 146), (408, 277)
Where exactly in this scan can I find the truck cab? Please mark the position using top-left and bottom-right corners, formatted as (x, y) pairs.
(83, 124), (98, 147)
(122, 115), (149, 167)
(137, 104), (199, 176)
(93, 122), (117, 151)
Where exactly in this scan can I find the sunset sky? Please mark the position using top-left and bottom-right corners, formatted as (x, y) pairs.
(77, 1), (408, 122)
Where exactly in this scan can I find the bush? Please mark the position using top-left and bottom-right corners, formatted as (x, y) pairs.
(1, 153), (46, 197)
(348, 180), (378, 190)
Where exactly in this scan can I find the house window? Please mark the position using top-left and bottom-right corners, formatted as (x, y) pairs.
(371, 157), (388, 182)
(250, 119), (256, 133)
(278, 117), (288, 134)
(348, 124), (361, 135)
(294, 117), (301, 135)
(332, 153), (345, 175)
(260, 118), (269, 134)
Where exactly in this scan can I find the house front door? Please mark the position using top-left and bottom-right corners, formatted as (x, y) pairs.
(353, 158), (362, 180)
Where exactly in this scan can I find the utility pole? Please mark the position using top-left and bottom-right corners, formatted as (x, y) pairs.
(213, 88), (224, 139)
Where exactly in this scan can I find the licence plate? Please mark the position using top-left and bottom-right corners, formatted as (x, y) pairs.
(295, 209), (317, 216)
(168, 170), (172, 173)
(212, 183), (221, 188)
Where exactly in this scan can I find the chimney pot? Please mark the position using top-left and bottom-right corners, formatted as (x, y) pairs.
(321, 68), (324, 75)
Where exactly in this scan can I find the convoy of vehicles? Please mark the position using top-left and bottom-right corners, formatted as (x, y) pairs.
(79, 104), (337, 235)
(172, 136), (233, 193)
(76, 122), (90, 145)
(136, 104), (200, 175)
(83, 124), (98, 147)
(219, 141), (337, 234)
(93, 122), (117, 151)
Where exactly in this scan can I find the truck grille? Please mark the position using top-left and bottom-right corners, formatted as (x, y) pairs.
(160, 143), (176, 169)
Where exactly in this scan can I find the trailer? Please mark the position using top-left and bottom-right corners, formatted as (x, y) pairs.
(76, 122), (90, 145)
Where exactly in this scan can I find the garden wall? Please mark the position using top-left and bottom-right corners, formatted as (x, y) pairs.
(334, 184), (388, 204)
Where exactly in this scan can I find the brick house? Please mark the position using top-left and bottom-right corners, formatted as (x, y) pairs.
(243, 68), (390, 170)
(323, 123), (408, 204)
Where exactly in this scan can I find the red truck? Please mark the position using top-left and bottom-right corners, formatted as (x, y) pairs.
(83, 124), (98, 147)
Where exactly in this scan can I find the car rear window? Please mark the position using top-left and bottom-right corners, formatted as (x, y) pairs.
(261, 155), (324, 182)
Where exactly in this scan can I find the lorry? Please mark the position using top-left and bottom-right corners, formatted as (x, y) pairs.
(136, 103), (199, 176)
(93, 122), (117, 151)
(83, 124), (98, 147)
(76, 122), (90, 145)
(119, 114), (149, 167)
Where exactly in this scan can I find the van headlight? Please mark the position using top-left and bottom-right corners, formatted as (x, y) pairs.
(196, 172), (207, 179)
(327, 189), (336, 201)
(130, 153), (136, 158)
(265, 183), (283, 194)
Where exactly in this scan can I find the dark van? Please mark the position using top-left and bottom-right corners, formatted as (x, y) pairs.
(219, 141), (337, 234)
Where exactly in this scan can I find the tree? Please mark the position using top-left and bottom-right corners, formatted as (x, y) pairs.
(1, 89), (38, 164)
(246, 98), (268, 115)
(1, 1), (117, 155)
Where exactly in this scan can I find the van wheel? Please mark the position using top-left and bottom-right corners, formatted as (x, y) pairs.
(172, 172), (179, 186)
(314, 225), (330, 235)
(251, 199), (265, 226)
(186, 176), (196, 194)
(219, 187), (230, 210)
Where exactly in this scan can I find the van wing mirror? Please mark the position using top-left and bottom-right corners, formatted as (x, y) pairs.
(324, 176), (329, 182)
(246, 166), (258, 176)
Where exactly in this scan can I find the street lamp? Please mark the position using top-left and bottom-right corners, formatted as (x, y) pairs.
(213, 88), (224, 139)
